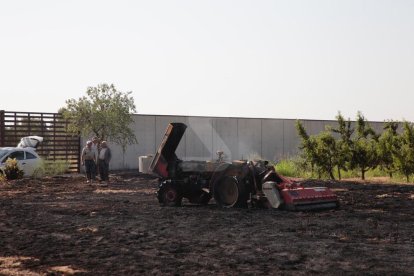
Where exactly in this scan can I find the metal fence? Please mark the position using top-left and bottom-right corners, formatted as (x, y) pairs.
(0, 110), (81, 172)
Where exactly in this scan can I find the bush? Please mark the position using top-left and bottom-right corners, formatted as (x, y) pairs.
(275, 157), (310, 178)
(32, 160), (70, 178)
(275, 159), (297, 177)
(4, 158), (24, 180)
(0, 172), (6, 183)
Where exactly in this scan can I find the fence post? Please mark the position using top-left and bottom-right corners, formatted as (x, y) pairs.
(0, 110), (4, 147)
(78, 135), (81, 173)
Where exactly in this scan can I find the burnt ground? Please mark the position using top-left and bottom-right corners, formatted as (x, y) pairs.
(0, 172), (413, 275)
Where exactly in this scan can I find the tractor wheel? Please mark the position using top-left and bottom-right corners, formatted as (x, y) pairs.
(213, 176), (247, 208)
(157, 181), (182, 207)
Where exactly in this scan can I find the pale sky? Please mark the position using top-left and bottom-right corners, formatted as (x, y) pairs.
(1, 0), (413, 121)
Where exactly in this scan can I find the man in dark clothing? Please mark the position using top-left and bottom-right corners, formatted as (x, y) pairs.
(98, 141), (111, 182)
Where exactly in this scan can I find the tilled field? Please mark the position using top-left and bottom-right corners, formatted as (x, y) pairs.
(0, 172), (413, 275)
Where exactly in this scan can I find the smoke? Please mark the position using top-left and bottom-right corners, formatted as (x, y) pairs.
(187, 117), (234, 161)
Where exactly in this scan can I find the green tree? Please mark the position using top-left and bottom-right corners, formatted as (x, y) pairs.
(377, 121), (399, 178)
(331, 112), (354, 180)
(296, 121), (338, 179)
(349, 112), (379, 180)
(393, 121), (414, 182)
(314, 131), (338, 180)
(296, 120), (318, 176)
(60, 83), (138, 152)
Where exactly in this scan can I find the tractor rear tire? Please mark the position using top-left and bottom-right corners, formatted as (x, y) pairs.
(213, 176), (248, 208)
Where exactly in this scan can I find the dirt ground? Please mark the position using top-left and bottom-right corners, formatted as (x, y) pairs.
(0, 172), (413, 275)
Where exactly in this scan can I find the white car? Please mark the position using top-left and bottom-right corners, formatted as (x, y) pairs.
(0, 136), (43, 177)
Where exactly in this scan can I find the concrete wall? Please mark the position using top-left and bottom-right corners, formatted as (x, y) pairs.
(81, 115), (385, 170)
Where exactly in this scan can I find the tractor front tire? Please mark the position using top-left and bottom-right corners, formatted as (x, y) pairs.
(157, 181), (183, 207)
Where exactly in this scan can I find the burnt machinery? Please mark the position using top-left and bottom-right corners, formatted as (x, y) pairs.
(149, 123), (339, 211)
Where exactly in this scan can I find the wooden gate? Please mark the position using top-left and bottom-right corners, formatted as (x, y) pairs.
(0, 110), (80, 172)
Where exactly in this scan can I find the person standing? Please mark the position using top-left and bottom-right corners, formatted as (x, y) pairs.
(81, 140), (96, 183)
(98, 141), (112, 183)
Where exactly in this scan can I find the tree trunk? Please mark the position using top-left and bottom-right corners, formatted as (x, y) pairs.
(406, 175), (409, 183)
(337, 166), (341, 180)
(361, 169), (365, 180)
(329, 169), (335, 180)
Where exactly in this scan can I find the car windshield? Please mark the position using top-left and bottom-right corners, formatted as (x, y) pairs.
(0, 149), (12, 161)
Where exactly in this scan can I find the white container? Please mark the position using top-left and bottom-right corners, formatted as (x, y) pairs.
(262, 181), (283, 209)
(139, 155), (153, 173)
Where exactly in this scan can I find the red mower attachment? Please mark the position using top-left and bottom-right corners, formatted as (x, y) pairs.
(280, 187), (339, 211)
(261, 172), (339, 211)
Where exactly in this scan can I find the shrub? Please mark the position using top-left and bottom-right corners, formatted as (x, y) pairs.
(275, 157), (310, 178)
(32, 160), (70, 178)
(4, 158), (24, 180)
(0, 172), (6, 183)
(275, 159), (297, 177)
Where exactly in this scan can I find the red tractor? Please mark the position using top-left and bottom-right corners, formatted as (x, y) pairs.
(150, 123), (338, 211)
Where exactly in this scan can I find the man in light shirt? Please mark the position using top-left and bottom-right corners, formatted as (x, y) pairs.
(98, 141), (112, 183)
(81, 140), (96, 183)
